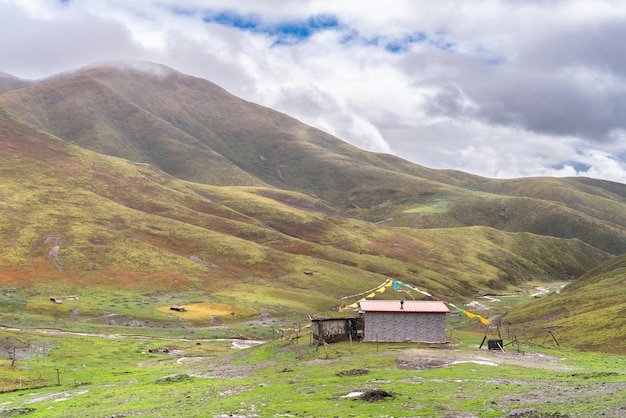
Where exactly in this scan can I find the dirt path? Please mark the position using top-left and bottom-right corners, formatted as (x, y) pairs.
(396, 347), (576, 371)
(0, 325), (265, 348)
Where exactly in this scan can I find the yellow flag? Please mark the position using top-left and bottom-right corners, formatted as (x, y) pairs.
(376, 286), (386, 293)
(465, 311), (476, 319)
(479, 317), (489, 325)
(367, 292), (376, 298)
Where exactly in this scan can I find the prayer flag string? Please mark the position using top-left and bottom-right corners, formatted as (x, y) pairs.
(339, 278), (489, 324)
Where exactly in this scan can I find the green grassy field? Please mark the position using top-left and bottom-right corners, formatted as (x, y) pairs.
(0, 316), (624, 417)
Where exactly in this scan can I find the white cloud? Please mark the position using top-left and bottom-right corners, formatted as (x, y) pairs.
(1, 0), (626, 183)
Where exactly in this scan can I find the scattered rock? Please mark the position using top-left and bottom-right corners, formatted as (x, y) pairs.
(0, 407), (36, 416)
(155, 374), (193, 384)
(189, 256), (224, 269)
(148, 347), (170, 354)
(43, 237), (71, 245)
(46, 246), (63, 272)
(336, 368), (369, 377)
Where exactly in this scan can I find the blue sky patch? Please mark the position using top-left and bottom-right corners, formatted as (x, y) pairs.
(200, 9), (458, 54)
(341, 30), (453, 55)
(202, 10), (261, 30)
(427, 31), (456, 52)
(202, 10), (340, 44)
(552, 161), (591, 173)
(385, 32), (427, 53)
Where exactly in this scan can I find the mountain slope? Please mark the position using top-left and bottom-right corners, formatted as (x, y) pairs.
(1, 63), (626, 353)
(0, 63), (448, 197)
(0, 108), (609, 315)
(1, 62), (625, 256)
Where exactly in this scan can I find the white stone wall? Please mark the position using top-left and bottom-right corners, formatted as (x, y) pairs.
(362, 312), (447, 342)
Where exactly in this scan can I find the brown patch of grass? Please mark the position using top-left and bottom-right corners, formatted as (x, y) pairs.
(155, 302), (256, 319)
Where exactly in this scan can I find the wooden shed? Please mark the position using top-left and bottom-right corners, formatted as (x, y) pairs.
(359, 300), (449, 343)
(310, 314), (362, 343)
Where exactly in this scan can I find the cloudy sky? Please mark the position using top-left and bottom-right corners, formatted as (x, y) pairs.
(2, 0), (626, 183)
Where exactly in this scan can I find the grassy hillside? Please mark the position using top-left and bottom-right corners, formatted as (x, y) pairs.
(505, 253), (626, 353)
(1, 63), (625, 256)
(0, 62), (626, 354)
(0, 108), (610, 328)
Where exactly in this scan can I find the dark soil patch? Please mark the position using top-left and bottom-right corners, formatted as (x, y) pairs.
(397, 357), (449, 370)
(571, 371), (618, 379)
(360, 389), (394, 402)
(336, 368), (369, 377)
(507, 411), (569, 418)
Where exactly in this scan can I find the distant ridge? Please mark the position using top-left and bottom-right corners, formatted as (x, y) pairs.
(0, 71), (31, 93)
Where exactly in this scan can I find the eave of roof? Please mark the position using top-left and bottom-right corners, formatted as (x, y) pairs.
(359, 300), (450, 313)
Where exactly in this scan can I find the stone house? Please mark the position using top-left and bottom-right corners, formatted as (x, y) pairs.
(359, 300), (449, 343)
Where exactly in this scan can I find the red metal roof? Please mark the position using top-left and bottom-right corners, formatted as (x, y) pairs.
(359, 300), (450, 313)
